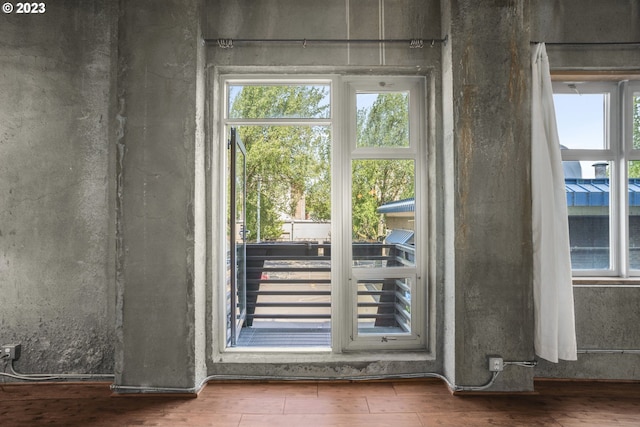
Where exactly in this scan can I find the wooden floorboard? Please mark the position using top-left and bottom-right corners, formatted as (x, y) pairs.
(1, 379), (639, 426)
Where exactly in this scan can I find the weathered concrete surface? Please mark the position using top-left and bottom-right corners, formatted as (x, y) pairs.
(532, 0), (640, 71)
(536, 286), (640, 380)
(532, 0), (640, 44)
(114, 0), (206, 390)
(0, 1), (116, 374)
(442, 0), (534, 391)
(205, 0), (442, 67)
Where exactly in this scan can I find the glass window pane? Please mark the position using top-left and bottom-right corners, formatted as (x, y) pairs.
(352, 159), (415, 267)
(357, 277), (412, 335)
(228, 85), (330, 119)
(629, 161), (640, 270)
(565, 161), (610, 270)
(356, 92), (409, 148)
(554, 93), (607, 150)
(234, 125), (331, 242)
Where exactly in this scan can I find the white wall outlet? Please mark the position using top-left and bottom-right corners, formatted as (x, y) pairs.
(488, 357), (504, 372)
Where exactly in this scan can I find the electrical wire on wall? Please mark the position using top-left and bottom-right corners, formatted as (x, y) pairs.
(1, 355), (114, 382)
(2, 349), (537, 394)
(111, 359), (538, 395)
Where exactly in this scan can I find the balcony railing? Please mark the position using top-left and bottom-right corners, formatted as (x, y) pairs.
(246, 242), (331, 325)
(243, 242), (414, 331)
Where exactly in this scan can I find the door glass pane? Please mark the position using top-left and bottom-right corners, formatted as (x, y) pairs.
(554, 93), (608, 150)
(352, 159), (415, 267)
(565, 160), (610, 270)
(629, 161), (640, 269)
(356, 92), (409, 148)
(357, 277), (412, 335)
(231, 124), (332, 344)
(228, 85), (330, 119)
(234, 140), (247, 342)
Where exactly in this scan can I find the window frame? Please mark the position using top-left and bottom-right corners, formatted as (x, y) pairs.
(343, 76), (426, 350)
(624, 80), (640, 276)
(217, 74), (428, 352)
(554, 80), (640, 278)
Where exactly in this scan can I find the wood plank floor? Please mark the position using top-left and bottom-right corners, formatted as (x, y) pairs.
(1, 379), (639, 426)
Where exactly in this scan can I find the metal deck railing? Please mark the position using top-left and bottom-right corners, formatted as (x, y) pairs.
(243, 242), (414, 330)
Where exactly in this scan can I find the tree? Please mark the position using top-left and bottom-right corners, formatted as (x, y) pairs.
(230, 85), (331, 241)
(351, 93), (414, 241)
(229, 87), (415, 242)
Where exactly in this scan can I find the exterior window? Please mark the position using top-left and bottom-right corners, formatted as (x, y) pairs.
(554, 80), (640, 277)
(220, 75), (427, 351)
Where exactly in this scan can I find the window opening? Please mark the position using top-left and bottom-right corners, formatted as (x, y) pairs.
(221, 76), (426, 350)
(555, 80), (640, 277)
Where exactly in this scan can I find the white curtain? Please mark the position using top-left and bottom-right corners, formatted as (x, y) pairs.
(531, 43), (578, 363)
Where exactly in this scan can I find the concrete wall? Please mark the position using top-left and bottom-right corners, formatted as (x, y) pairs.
(114, 0), (206, 391)
(441, 0), (534, 391)
(0, 1), (116, 374)
(532, 0), (640, 380)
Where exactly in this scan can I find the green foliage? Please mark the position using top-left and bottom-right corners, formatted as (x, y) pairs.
(352, 93), (414, 241)
(357, 93), (409, 148)
(230, 85), (331, 241)
(229, 87), (414, 242)
(352, 160), (414, 241)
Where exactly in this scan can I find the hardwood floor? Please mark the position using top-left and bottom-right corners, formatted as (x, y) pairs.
(1, 379), (639, 426)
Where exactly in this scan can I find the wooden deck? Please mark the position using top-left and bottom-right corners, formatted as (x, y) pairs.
(1, 379), (639, 426)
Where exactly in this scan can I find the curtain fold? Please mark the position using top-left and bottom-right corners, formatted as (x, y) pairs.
(531, 43), (578, 363)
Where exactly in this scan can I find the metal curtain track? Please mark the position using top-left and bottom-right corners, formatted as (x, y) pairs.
(206, 36), (448, 49)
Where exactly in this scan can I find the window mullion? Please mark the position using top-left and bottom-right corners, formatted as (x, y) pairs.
(611, 85), (626, 277)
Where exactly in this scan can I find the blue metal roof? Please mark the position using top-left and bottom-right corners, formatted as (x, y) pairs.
(565, 179), (610, 207)
(376, 198), (415, 214)
(565, 178), (640, 207)
(384, 229), (414, 244)
(376, 179), (640, 212)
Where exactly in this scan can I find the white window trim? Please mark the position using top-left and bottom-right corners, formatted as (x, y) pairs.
(343, 77), (427, 351)
(216, 73), (428, 354)
(554, 80), (640, 278)
(625, 80), (640, 277)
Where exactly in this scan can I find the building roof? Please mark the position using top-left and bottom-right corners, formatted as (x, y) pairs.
(376, 198), (415, 214)
(384, 229), (414, 244)
(376, 179), (640, 212)
(566, 178), (640, 207)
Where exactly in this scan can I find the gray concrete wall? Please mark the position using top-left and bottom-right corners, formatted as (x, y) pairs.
(531, 0), (640, 380)
(114, 0), (206, 391)
(0, 1), (116, 374)
(442, 0), (534, 391)
(205, 0), (442, 67)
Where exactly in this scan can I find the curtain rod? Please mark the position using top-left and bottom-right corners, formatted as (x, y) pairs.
(531, 41), (640, 46)
(206, 36), (448, 49)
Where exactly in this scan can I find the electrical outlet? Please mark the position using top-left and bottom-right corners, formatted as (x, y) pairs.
(1, 344), (21, 361)
(488, 357), (504, 372)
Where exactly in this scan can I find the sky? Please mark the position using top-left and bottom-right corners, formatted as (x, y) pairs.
(554, 93), (607, 178)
